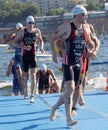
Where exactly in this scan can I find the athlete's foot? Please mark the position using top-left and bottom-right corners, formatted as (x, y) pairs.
(79, 99), (85, 106)
(50, 106), (56, 121)
(71, 107), (77, 116)
(30, 95), (35, 103)
(79, 97), (85, 106)
(79, 101), (85, 106)
(71, 110), (77, 116)
(24, 93), (28, 99)
(67, 120), (78, 126)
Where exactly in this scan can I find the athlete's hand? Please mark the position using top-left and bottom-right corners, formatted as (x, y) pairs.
(87, 51), (96, 59)
(90, 50), (97, 59)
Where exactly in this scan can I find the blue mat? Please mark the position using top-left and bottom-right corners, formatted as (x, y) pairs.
(91, 61), (108, 65)
(0, 90), (108, 130)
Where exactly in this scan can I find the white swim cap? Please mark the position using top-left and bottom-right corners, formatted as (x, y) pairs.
(72, 5), (87, 15)
(26, 15), (35, 23)
(16, 23), (23, 29)
(40, 64), (47, 71)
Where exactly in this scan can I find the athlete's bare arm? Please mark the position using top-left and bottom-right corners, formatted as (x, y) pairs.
(13, 29), (31, 50)
(36, 28), (44, 53)
(48, 69), (57, 83)
(89, 24), (100, 58)
(85, 23), (100, 59)
(12, 29), (24, 47)
(89, 24), (100, 51)
(0, 28), (16, 44)
(36, 70), (40, 88)
(50, 22), (71, 63)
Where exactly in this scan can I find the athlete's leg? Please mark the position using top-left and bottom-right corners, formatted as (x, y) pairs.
(72, 84), (80, 114)
(60, 78), (65, 92)
(22, 56), (30, 98)
(72, 65), (81, 114)
(78, 76), (85, 106)
(30, 67), (36, 96)
(16, 66), (25, 94)
(24, 71), (29, 98)
(64, 80), (77, 126)
(50, 65), (77, 126)
(29, 68), (37, 103)
(50, 94), (64, 121)
(13, 78), (20, 96)
(45, 87), (50, 94)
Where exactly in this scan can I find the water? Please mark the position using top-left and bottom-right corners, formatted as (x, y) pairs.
(0, 42), (108, 96)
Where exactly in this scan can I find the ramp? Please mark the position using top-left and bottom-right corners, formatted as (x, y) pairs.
(0, 90), (108, 130)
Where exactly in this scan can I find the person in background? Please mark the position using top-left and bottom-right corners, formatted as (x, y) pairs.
(13, 15), (44, 103)
(6, 57), (22, 96)
(77, 14), (100, 107)
(13, 23), (25, 94)
(2, 23), (24, 44)
(3, 23), (25, 94)
(36, 64), (59, 94)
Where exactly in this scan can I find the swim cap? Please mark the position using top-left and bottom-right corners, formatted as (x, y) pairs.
(16, 23), (23, 29)
(26, 15), (35, 23)
(72, 5), (87, 15)
(40, 64), (47, 71)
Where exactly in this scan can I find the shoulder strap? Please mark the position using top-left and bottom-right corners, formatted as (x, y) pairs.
(68, 23), (76, 41)
(22, 28), (28, 37)
(22, 28), (28, 42)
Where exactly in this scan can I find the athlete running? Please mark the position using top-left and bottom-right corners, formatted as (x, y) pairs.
(50, 4), (96, 126)
(14, 15), (44, 103)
